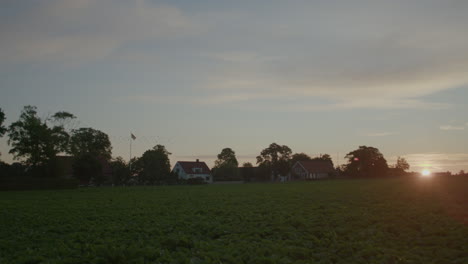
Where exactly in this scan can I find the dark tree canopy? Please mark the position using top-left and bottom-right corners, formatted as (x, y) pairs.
(0, 108), (6, 137)
(256, 143), (292, 178)
(214, 148), (238, 169)
(344, 146), (389, 177)
(291, 153), (312, 165)
(110, 157), (131, 186)
(134, 145), (173, 185)
(7, 106), (73, 167)
(242, 162), (253, 167)
(73, 153), (103, 185)
(395, 156), (410, 171)
(312, 154), (334, 168)
(69, 128), (112, 160)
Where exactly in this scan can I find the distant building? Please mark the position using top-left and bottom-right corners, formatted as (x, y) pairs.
(291, 160), (335, 180)
(172, 159), (213, 183)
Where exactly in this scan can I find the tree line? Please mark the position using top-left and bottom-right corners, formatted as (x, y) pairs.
(212, 143), (410, 181)
(0, 106), (411, 187)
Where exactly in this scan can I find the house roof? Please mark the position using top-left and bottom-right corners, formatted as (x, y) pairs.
(295, 160), (334, 174)
(176, 161), (211, 175)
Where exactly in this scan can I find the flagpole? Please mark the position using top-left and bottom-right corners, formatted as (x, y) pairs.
(129, 135), (132, 172)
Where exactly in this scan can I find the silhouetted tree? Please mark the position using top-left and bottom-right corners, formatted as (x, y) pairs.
(0, 108), (6, 137)
(291, 153), (312, 165)
(8, 106), (75, 173)
(134, 145), (173, 185)
(69, 128), (112, 160)
(213, 148), (239, 180)
(395, 156), (410, 172)
(73, 153), (103, 185)
(214, 148), (238, 168)
(312, 154), (334, 168)
(69, 128), (112, 185)
(0, 108), (6, 160)
(110, 157), (131, 186)
(256, 143), (292, 180)
(242, 162), (253, 167)
(344, 146), (388, 177)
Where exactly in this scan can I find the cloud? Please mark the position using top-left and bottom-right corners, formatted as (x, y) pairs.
(366, 132), (399, 137)
(440, 125), (465, 131)
(193, 1), (468, 110)
(3, 0), (468, 111)
(0, 0), (197, 64)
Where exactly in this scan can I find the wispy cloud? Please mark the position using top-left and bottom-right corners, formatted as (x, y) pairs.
(0, 0), (198, 64)
(440, 125), (465, 131)
(3, 0), (468, 111)
(366, 132), (399, 137)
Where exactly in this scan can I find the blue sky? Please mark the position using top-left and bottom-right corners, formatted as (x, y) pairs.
(1, 0), (468, 173)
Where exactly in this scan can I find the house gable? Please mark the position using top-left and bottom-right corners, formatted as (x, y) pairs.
(172, 160), (213, 183)
(293, 160), (335, 180)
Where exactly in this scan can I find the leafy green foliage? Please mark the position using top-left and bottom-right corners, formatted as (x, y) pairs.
(0, 177), (467, 263)
(344, 146), (389, 177)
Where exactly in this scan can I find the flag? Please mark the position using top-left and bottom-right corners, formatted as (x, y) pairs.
(131, 133), (136, 140)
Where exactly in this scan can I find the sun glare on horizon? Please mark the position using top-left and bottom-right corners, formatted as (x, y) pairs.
(421, 169), (431, 177)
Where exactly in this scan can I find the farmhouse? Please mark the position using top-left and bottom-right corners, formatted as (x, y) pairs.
(292, 160), (335, 180)
(172, 159), (213, 183)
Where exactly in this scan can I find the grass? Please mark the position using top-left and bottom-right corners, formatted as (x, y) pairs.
(1, 176), (467, 264)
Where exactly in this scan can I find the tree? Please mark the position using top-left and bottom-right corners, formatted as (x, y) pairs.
(0, 108), (6, 137)
(0, 108), (6, 159)
(312, 154), (334, 168)
(212, 147), (239, 180)
(242, 162), (253, 167)
(395, 156), (410, 171)
(73, 153), (103, 185)
(134, 145), (173, 185)
(344, 146), (388, 177)
(256, 143), (292, 180)
(291, 153), (312, 166)
(8, 106), (75, 169)
(69, 128), (112, 185)
(110, 157), (131, 186)
(69, 128), (112, 160)
(214, 148), (239, 169)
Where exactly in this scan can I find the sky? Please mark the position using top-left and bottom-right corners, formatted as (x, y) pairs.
(1, 0), (468, 173)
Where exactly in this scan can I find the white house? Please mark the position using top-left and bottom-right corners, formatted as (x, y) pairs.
(172, 159), (213, 183)
(292, 160), (335, 180)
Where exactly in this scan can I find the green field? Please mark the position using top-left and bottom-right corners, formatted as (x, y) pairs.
(1, 177), (467, 264)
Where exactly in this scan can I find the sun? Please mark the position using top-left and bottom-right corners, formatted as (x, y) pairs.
(421, 169), (431, 177)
